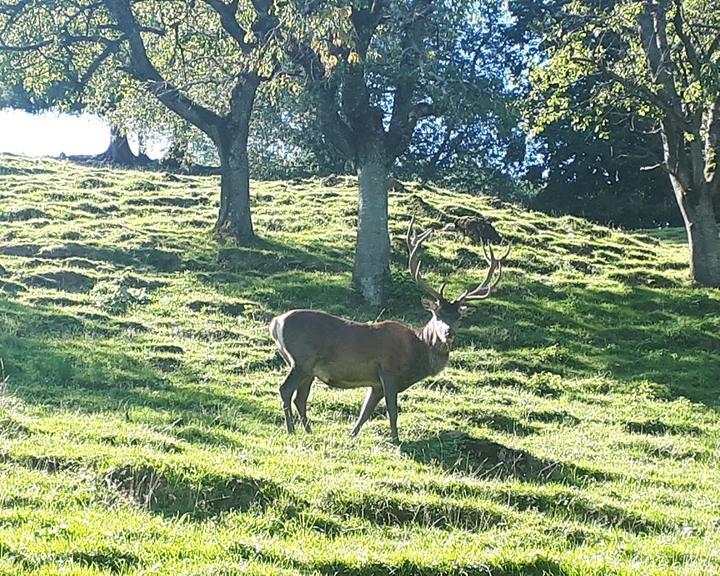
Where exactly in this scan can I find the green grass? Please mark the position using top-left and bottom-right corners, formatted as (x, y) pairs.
(0, 154), (719, 575)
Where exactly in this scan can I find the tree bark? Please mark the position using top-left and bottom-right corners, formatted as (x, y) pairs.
(215, 130), (254, 243)
(97, 128), (139, 164)
(353, 149), (390, 305)
(670, 176), (720, 286)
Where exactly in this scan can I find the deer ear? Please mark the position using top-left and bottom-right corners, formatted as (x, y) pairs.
(421, 297), (439, 311)
(459, 305), (471, 318)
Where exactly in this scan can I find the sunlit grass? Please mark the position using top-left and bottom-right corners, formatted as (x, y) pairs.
(0, 154), (718, 574)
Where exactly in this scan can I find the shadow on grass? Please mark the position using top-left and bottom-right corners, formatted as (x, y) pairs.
(0, 241), (183, 273)
(102, 464), (292, 520)
(185, 233), (720, 413)
(1, 545), (139, 574)
(402, 431), (612, 486)
(308, 558), (572, 576)
(0, 297), (276, 429)
(466, 281), (720, 408)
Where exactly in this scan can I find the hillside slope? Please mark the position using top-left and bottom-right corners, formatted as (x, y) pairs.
(0, 154), (719, 575)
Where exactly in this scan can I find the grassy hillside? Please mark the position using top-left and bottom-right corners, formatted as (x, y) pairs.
(0, 154), (719, 575)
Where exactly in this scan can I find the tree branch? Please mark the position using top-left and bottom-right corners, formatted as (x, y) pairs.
(202, 0), (253, 52)
(671, 0), (702, 81)
(0, 39), (52, 51)
(386, 0), (434, 159)
(103, 0), (221, 136)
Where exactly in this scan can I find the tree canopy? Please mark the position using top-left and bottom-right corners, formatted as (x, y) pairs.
(527, 0), (720, 285)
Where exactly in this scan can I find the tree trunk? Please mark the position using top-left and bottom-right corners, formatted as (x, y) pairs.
(99, 128), (137, 164)
(670, 176), (720, 286)
(215, 131), (255, 243)
(353, 152), (390, 305)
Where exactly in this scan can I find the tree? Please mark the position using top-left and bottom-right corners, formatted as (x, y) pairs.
(295, 0), (492, 305)
(396, 1), (527, 194)
(529, 115), (680, 227)
(529, 0), (720, 286)
(527, 78), (679, 228)
(0, 0), (288, 243)
(247, 84), (347, 180)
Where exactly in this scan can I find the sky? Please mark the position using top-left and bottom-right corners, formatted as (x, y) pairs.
(0, 109), (111, 157)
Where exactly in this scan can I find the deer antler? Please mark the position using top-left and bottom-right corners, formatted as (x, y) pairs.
(407, 216), (511, 304)
(407, 216), (446, 301)
(453, 240), (512, 303)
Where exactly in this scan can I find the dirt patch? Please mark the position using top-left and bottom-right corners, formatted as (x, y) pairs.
(23, 271), (95, 293)
(0, 208), (49, 222)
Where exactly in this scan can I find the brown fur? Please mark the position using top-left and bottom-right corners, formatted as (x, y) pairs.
(270, 308), (453, 441)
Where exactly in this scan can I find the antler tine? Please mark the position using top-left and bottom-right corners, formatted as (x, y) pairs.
(454, 240), (512, 303)
(406, 216), (445, 301)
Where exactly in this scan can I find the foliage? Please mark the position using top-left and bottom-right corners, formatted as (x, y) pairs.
(395, 0), (527, 187)
(528, 104), (681, 228)
(248, 85), (347, 180)
(1, 155), (720, 574)
(526, 0), (720, 172)
(525, 0), (720, 284)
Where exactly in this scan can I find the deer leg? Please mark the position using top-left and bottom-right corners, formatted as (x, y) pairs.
(293, 376), (314, 433)
(279, 368), (307, 434)
(380, 375), (400, 444)
(350, 386), (383, 438)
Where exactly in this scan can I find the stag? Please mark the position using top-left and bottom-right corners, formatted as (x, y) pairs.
(269, 217), (510, 443)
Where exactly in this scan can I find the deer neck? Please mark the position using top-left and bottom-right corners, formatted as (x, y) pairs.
(416, 314), (452, 376)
